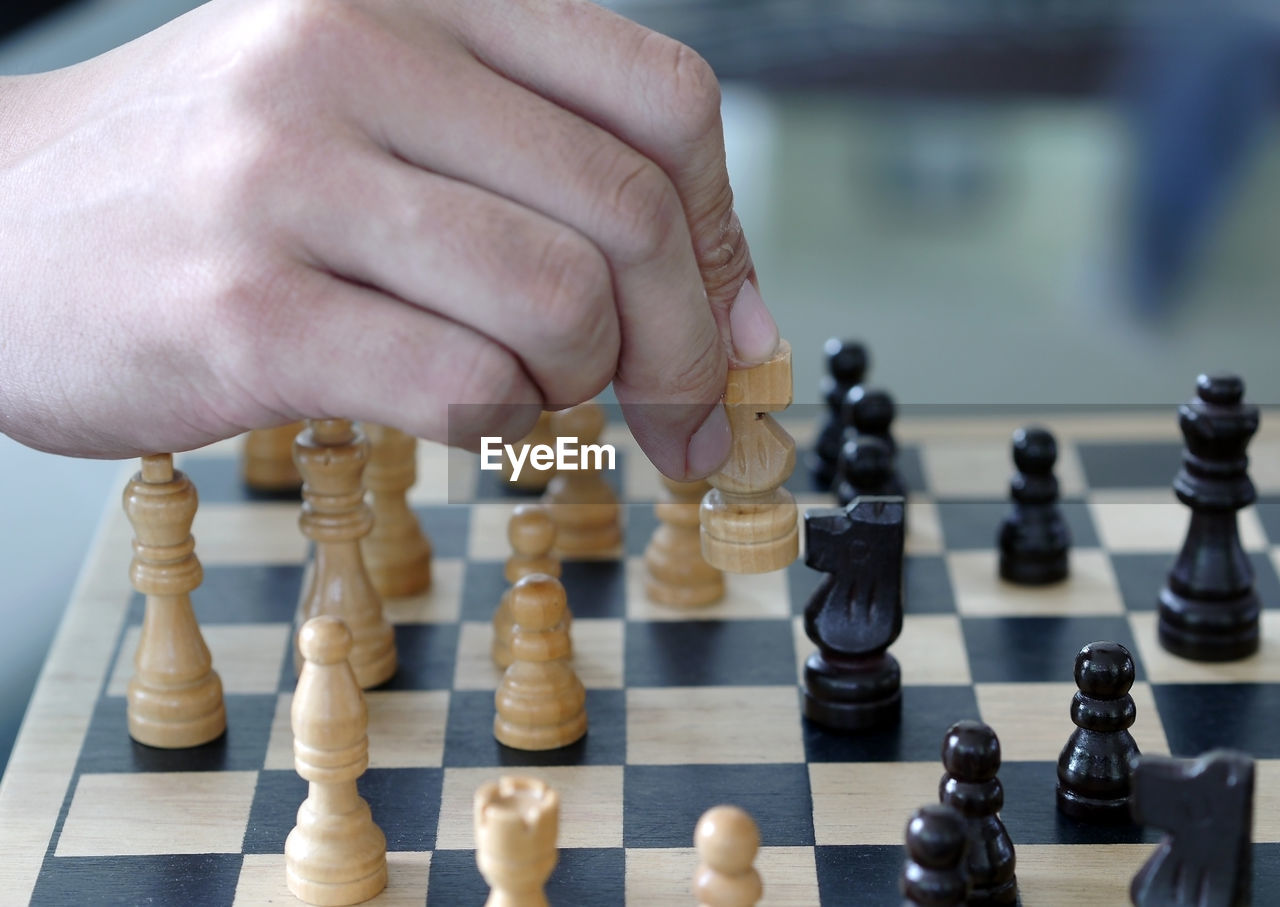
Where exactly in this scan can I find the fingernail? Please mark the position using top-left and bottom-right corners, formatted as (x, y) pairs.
(729, 280), (779, 364)
(685, 403), (730, 478)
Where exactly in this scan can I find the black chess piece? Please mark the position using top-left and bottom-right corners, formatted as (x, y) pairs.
(939, 720), (1016, 906)
(997, 426), (1069, 585)
(1158, 374), (1260, 661)
(901, 803), (970, 907)
(802, 497), (905, 731)
(842, 385), (898, 456)
(1130, 750), (1254, 907)
(810, 338), (870, 491)
(1056, 641), (1141, 823)
(835, 436), (905, 507)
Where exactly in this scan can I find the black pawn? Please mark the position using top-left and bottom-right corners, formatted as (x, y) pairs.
(1056, 641), (1141, 823)
(842, 385), (898, 457)
(939, 721), (1016, 906)
(997, 426), (1069, 585)
(810, 338), (869, 491)
(1158, 374), (1260, 661)
(901, 804), (970, 907)
(835, 436), (905, 507)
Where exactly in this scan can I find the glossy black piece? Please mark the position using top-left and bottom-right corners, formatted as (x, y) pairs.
(900, 803), (969, 907)
(802, 497), (905, 731)
(810, 338), (870, 491)
(835, 435), (905, 507)
(1056, 641), (1141, 823)
(1130, 750), (1254, 907)
(938, 721), (1017, 906)
(1158, 374), (1261, 661)
(842, 385), (898, 456)
(997, 426), (1070, 585)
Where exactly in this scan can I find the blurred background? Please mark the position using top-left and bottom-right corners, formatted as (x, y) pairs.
(1, 0), (1278, 771)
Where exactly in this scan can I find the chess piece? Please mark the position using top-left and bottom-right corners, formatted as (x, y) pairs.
(1057, 641), (1141, 823)
(542, 402), (622, 557)
(939, 720), (1017, 906)
(286, 617), (387, 906)
(842, 385), (898, 456)
(123, 454), (226, 748)
(474, 776), (560, 907)
(242, 422), (304, 496)
(494, 574), (587, 751)
(493, 505), (564, 668)
(693, 805), (763, 907)
(834, 435), (904, 507)
(360, 423), (432, 598)
(644, 474), (724, 607)
(810, 338), (869, 491)
(295, 419), (397, 688)
(1130, 750), (1254, 907)
(900, 803), (970, 907)
(998, 426), (1070, 585)
(502, 411), (557, 491)
(700, 340), (799, 573)
(1158, 374), (1261, 661)
(802, 497), (905, 730)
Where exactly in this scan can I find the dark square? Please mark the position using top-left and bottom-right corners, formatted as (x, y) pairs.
(624, 764), (813, 848)
(127, 565), (305, 626)
(32, 854), (243, 907)
(624, 620), (795, 687)
(962, 616), (1142, 684)
(1112, 552), (1280, 613)
(427, 846), (624, 905)
(1255, 844), (1280, 902)
(996, 761), (1157, 846)
(1259, 497), (1280, 546)
(560, 561), (627, 619)
(1153, 683), (1280, 758)
(936, 498), (1098, 551)
(814, 845), (901, 907)
(378, 624), (459, 692)
(460, 561), (509, 622)
(417, 505), (470, 558)
(180, 455), (264, 504)
(77, 694), (276, 774)
(624, 502), (658, 557)
(802, 686), (980, 763)
(1077, 441), (1182, 490)
(441, 689), (624, 767)
(243, 769), (305, 853)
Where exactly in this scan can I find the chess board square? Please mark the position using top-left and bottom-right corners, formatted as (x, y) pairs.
(1111, 551), (1280, 616)
(57, 771), (257, 856)
(809, 761), (937, 845)
(626, 846), (819, 906)
(789, 616), (971, 687)
(626, 557), (788, 621)
(801, 686), (981, 764)
(441, 689), (625, 767)
(378, 623), (459, 692)
(962, 616), (1142, 684)
(560, 560), (628, 619)
(625, 620), (795, 687)
(936, 498), (1098, 551)
(178, 455), (260, 504)
(624, 502), (656, 557)
(264, 691), (450, 770)
(1152, 682), (1280, 758)
(1015, 844), (1151, 905)
(409, 440), (454, 505)
(921, 436), (1087, 499)
(973, 681), (1169, 762)
(452, 619), (624, 691)
(1089, 491), (1269, 552)
(77, 694), (276, 774)
(947, 549), (1123, 616)
(998, 761), (1155, 846)
(466, 502), (524, 561)
(193, 503), (307, 565)
(905, 497), (944, 556)
(234, 852), (431, 907)
(435, 765), (623, 849)
(124, 565), (304, 625)
(415, 504), (470, 557)
(1258, 761), (1280, 844)
(626, 686), (803, 764)
(109, 623), (291, 697)
(427, 846), (624, 905)
(459, 560), (509, 622)
(814, 845), (900, 906)
(1129, 611), (1280, 683)
(624, 764), (813, 848)
(787, 554), (955, 617)
(1258, 497), (1280, 543)
(35, 854), (244, 907)
(1077, 440), (1182, 490)
(381, 557), (463, 624)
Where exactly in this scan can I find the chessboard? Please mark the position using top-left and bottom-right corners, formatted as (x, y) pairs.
(3, 408), (1280, 906)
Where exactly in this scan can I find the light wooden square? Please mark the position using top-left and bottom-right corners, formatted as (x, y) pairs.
(1251, 438), (1280, 494)
(625, 557), (789, 621)
(265, 691), (450, 770)
(627, 687), (804, 765)
(1088, 491), (1267, 553)
(1257, 759), (1280, 843)
(57, 771), (258, 856)
(381, 558), (463, 624)
(947, 549), (1124, 616)
(193, 502), (307, 565)
(809, 762), (937, 845)
(466, 502), (521, 562)
(234, 851), (431, 906)
(1129, 611), (1280, 683)
(789, 616), (971, 686)
(452, 619), (624, 691)
(625, 846), (818, 906)
(107, 623), (290, 697)
(973, 682), (1169, 762)
(407, 439), (454, 505)
(921, 438), (1085, 499)
(1016, 844), (1149, 906)
(906, 497), (944, 556)
(435, 765), (622, 849)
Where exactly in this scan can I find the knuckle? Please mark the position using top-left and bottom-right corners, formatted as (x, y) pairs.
(528, 231), (612, 338)
(601, 155), (683, 264)
(697, 203), (753, 306)
(645, 35), (722, 145)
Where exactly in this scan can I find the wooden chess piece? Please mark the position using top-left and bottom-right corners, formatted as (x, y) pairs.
(700, 340), (799, 574)
(901, 804), (970, 907)
(242, 422), (304, 496)
(502, 411), (557, 491)
(998, 426), (1070, 585)
(286, 616), (387, 906)
(360, 423), (432, 598)
(693, 805), (763, 907)
(939, 720), (1017, 906)
(474, 776), (560, 907)
(494, 574), (587, 751)
(644, 474), (724, 607)
(123, 454), (226, 748)
(541, 402), (621, 557)
(493, 505), (564, 668)
(294, 419), (397, 688)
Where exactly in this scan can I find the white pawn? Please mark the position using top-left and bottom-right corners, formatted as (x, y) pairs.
(542, 403), (621, 557)
(694, 805), (763, 907)
(493, 505), (564, 668)
(474, 776), (560, 907)
(286, 617), (387, 906)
